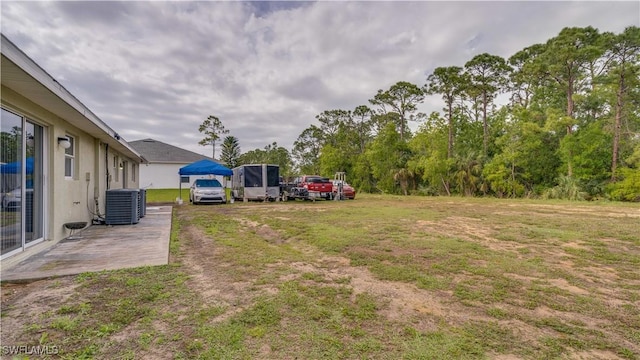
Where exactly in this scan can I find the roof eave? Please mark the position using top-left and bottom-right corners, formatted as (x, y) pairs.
(0, 34), (144, 162)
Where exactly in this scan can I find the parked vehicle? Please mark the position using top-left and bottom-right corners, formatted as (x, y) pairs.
(283, 175), (333, 200)
(332, 180), (356, 200)
(232, 164), (280, 201)
(189, 179), (226, 204)
(2, 186), (32, 210)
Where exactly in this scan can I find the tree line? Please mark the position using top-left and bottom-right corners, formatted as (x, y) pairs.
(204, 26), (640, 201)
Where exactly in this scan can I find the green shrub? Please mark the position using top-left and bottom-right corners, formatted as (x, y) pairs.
(608, 168), (640, 202)
(543, 176), (586, 201)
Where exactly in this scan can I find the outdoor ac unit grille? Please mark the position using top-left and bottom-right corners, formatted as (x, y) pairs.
(105, 189), (139, 225)
(138, 188), (147, 218)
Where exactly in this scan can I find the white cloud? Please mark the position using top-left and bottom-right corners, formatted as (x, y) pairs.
(1, 1), (638, 157)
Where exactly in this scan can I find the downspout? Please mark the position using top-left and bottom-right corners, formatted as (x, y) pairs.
(105, 143), (110, 190)
(93, 139), (101, 217)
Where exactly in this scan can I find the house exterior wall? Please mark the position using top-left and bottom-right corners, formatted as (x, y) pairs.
(1, 86), (139, 247)
(139, 163), (182, 189)
(140, 162), (224, 189)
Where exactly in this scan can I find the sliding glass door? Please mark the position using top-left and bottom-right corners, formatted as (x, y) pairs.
(1, 108), (45, 258)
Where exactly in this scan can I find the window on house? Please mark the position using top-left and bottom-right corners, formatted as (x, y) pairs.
(113, 155), (119, 182)
(64, 135), (75, 178)
(132, 163), (137, 182)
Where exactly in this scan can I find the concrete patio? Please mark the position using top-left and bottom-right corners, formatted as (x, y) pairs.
(0, 205), (172, 282)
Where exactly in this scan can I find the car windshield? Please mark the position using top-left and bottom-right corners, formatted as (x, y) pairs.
(195, 180), (222, 188)
(308, 177), (331, 183)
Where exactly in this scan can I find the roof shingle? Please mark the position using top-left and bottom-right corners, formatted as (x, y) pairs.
(129, 138), (216, 164)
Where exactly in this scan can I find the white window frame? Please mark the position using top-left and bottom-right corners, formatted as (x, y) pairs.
(64, 135), (75, 179)
(113, 155), (119, 182)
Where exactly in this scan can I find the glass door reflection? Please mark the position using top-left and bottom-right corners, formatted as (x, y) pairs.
(1, 109), (23, 256)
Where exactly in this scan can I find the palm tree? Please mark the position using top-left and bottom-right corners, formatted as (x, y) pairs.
(220, 136), (241, 168)
(393, 168), (415, 196)
(453, 152), (483, 196)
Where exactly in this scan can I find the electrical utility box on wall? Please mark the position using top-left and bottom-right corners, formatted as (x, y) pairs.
(105, 189), (140, 225)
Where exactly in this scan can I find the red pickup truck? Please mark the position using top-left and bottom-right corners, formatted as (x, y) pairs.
(294, 175), (334, 200)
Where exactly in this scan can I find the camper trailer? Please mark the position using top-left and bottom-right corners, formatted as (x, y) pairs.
(232, 164), (280, 201)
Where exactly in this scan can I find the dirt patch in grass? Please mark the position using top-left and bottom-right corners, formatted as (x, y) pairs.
(415, 217), (527, 254)
(289, 256), (450, 328)
(1, 277), (80, 345)
(241, 216), (554, 349)
(179, 222), (252, 317)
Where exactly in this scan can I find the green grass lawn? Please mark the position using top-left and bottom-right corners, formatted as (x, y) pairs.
(145, 188), (190, 203)
(145, 188), (232, 203)
(2, 194), (639, 359)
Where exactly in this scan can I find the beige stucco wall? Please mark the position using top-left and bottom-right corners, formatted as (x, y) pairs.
(2, 86), (139, 245)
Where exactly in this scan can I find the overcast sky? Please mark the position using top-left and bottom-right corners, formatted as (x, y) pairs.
(2, 1), (638, 158)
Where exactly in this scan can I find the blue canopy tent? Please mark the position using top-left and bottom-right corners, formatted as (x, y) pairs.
(178, 159), (233, 202)
(0, 157), (34, 174)
(1, 157), (34, 192)
(179, 159), (232, 177)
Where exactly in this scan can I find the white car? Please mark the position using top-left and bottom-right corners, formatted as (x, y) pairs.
(189, 179), (226, 204)
(2, 187), (32, 210)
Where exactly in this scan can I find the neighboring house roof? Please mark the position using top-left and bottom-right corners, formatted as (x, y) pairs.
(129, 138), (215, 164)
(1, 34), (144, 163)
